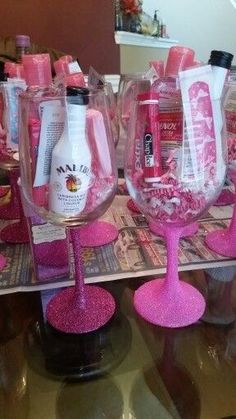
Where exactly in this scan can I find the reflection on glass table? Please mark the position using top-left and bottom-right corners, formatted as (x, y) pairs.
(0, 276), (235, 418)
(25, 302), (132, 379)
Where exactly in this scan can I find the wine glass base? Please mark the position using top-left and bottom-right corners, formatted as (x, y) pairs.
(0, 201), (20, 220)
(34, 241), (68, 267)
(127, 199), (141, 214)
(134, 278), (205, 328)
(149, 222), (198, 238)
(80, 221), (118, 247)
(46, 285), (116, 334)
(0, 221), (29, 244)
(0, 254), (7, 270)
(205, 229), (236, 257)
(214, 189), (235, 206)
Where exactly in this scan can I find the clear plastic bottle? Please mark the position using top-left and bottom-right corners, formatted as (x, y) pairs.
(21, 53), (64, 206)
(114, 0), (123, 31)
(153, 10), (159, 37)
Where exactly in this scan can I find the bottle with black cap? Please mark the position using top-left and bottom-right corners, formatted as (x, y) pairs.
(208, 50), (234, 99)
(49, 86), (92, 216)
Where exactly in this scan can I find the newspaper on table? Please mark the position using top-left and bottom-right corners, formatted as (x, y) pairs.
(0, 182), (235, 294)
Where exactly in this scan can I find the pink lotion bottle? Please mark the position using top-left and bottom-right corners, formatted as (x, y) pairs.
(54, 55), (85, 88)
(152, 45), (195, 100)
(151, 46), (195, 171)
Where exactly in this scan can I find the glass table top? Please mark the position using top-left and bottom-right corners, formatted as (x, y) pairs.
(0, 271), (236, 419)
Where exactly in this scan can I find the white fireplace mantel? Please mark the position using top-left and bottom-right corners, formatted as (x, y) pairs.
(114, 31), (178, 49)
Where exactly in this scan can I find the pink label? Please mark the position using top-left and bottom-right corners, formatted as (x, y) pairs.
(225, 110), (236, 134)
(188, 81), (216, 167)
(159, 111), (183, 141)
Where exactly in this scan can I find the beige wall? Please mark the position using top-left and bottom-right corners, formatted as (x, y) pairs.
(120, 46), (168, 73)
(121, 0), (236, 73)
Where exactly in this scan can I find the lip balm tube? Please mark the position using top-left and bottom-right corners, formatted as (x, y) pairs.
(137, 92), (162, 183)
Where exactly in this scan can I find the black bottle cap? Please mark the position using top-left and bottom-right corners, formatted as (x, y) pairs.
(208, 50), (234, 70)
(66, 86), (90, 105)
(0, 61), (8, 82)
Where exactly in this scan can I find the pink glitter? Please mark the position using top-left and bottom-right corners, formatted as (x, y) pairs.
(0, 254), (7, 271)
(127, 199), (141, 214)
(80, 220), (118, 247)
(46, 285), (116, 334)
(134, 278), (205, 328)
(46, 228), (116, 334)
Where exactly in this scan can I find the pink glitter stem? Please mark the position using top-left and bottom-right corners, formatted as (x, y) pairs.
(164, 226), (182, 294)
(46, 226), (116, 333)
(70, 228), (86, 309)
(134, 223), (205, 327)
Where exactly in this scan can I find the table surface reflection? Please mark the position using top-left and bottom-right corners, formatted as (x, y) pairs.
(0, 271), (236, 419)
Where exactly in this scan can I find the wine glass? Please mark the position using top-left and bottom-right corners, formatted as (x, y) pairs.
(19, 87), (118, 333)
(124, 88), (226, 328)
(205, 82), (236, 257)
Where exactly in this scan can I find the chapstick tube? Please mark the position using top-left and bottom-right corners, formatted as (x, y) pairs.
(138, 92), (162, 183)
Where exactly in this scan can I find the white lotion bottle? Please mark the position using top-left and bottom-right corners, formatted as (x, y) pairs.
(208, 50), (234, 181)
(49, 87), (92, 216)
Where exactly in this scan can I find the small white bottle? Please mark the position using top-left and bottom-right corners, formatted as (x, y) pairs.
(49, 87), (92, 216)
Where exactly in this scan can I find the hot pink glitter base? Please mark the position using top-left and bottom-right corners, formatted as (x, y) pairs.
(46, 285), (116, 334)
(127, 199), (141, 214)
(0, 220), (29, 244)
(80, 221), (118, 247)
(134, 278), (205, 328)
(149, 222), (198, 238)
(205, 229), (236, 258)
(0, 254), (7, 270)
(34, 241), (68, 267)
(0, 200), (20, 220)
(205, 169), (236, 257)
(214, 189), (235, 206)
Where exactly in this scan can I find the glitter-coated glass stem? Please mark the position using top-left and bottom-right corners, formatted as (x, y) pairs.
(164, 226), (182, 294)
(70, 228), (86, 309)
(134, 222), (205, 328)
(46, 227), (116, 333)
